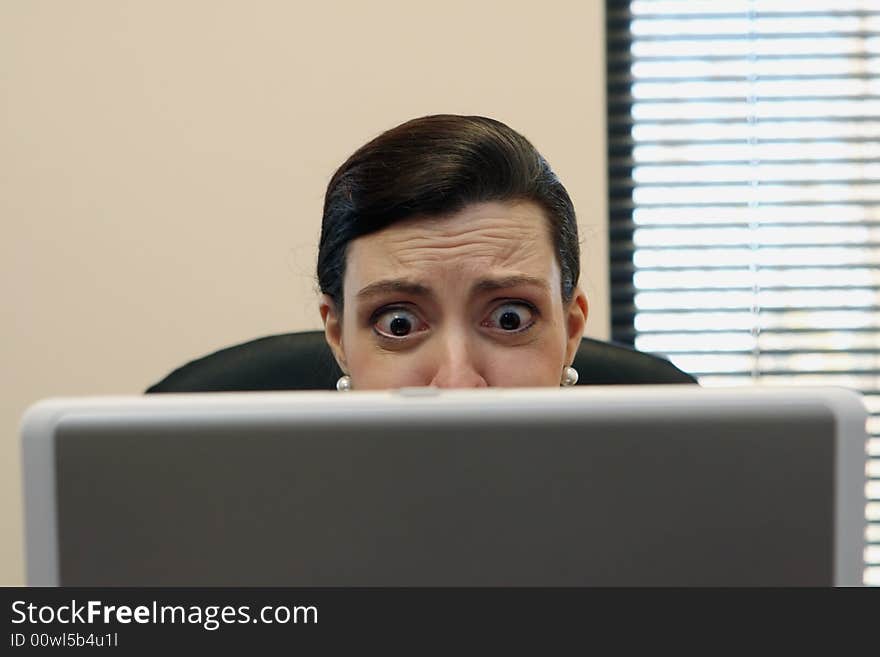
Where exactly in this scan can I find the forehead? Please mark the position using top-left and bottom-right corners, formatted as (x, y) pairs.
(345, 200), (558, 288)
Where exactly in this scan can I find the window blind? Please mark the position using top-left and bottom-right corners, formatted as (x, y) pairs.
(607, 0), (880, 585)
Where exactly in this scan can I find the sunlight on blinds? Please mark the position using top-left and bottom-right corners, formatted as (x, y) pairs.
(616, 0), (880, 585)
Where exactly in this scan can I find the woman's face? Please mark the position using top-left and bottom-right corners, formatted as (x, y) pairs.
(320, 200), (588, 389)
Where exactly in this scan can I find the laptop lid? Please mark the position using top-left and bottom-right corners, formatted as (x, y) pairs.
(21, 386), (867, 586)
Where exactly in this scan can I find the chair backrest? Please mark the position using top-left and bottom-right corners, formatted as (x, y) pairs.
(145, 331), (696, 393)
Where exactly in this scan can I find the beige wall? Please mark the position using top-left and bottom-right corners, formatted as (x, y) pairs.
(0, 0), (608, 584)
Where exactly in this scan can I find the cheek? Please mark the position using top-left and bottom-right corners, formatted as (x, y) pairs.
(344, 338), (427, 389)
(481, 340), (567, 387)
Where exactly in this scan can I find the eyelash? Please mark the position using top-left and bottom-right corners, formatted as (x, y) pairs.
(368, 300), (539, 339)
(369, 305), (425, 340)
(484, 300), (539, 335)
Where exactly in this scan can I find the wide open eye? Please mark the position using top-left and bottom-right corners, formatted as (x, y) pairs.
(484, 302), (536, 332)
(372, 308), (426, 338)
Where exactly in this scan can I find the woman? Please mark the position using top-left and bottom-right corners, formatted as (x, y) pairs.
(317, 114), (588, 390)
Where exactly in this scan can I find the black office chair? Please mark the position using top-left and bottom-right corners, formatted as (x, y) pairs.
(146, 330), (696, 393)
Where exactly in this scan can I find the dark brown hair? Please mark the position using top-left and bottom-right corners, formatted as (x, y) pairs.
(317, 114), (580, 310)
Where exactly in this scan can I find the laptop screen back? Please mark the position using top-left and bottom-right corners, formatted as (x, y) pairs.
(52, 399), (837, 586)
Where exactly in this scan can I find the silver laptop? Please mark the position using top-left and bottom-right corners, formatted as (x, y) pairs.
(21, 386), (867, 586)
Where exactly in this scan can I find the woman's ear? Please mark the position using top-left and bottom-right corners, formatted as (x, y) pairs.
(319, 294), (348, 373)
(564, 288), (589, 366)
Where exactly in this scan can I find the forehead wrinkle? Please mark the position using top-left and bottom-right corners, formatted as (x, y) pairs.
(343, 200), (560, 303)
(385, 226), (544, 270)
(386, 222), (538, 247)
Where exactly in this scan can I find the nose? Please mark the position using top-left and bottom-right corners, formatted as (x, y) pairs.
(428, 334), (489, 389)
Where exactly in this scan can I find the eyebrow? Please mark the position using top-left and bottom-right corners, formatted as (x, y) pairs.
(471, 275), (550, 295)
(355, 275), (549, 302)
(355, 280), (435, 302)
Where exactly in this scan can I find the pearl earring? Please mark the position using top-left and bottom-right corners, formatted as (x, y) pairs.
(336, 375), (352, 391)
(561, 366), (578, 387)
